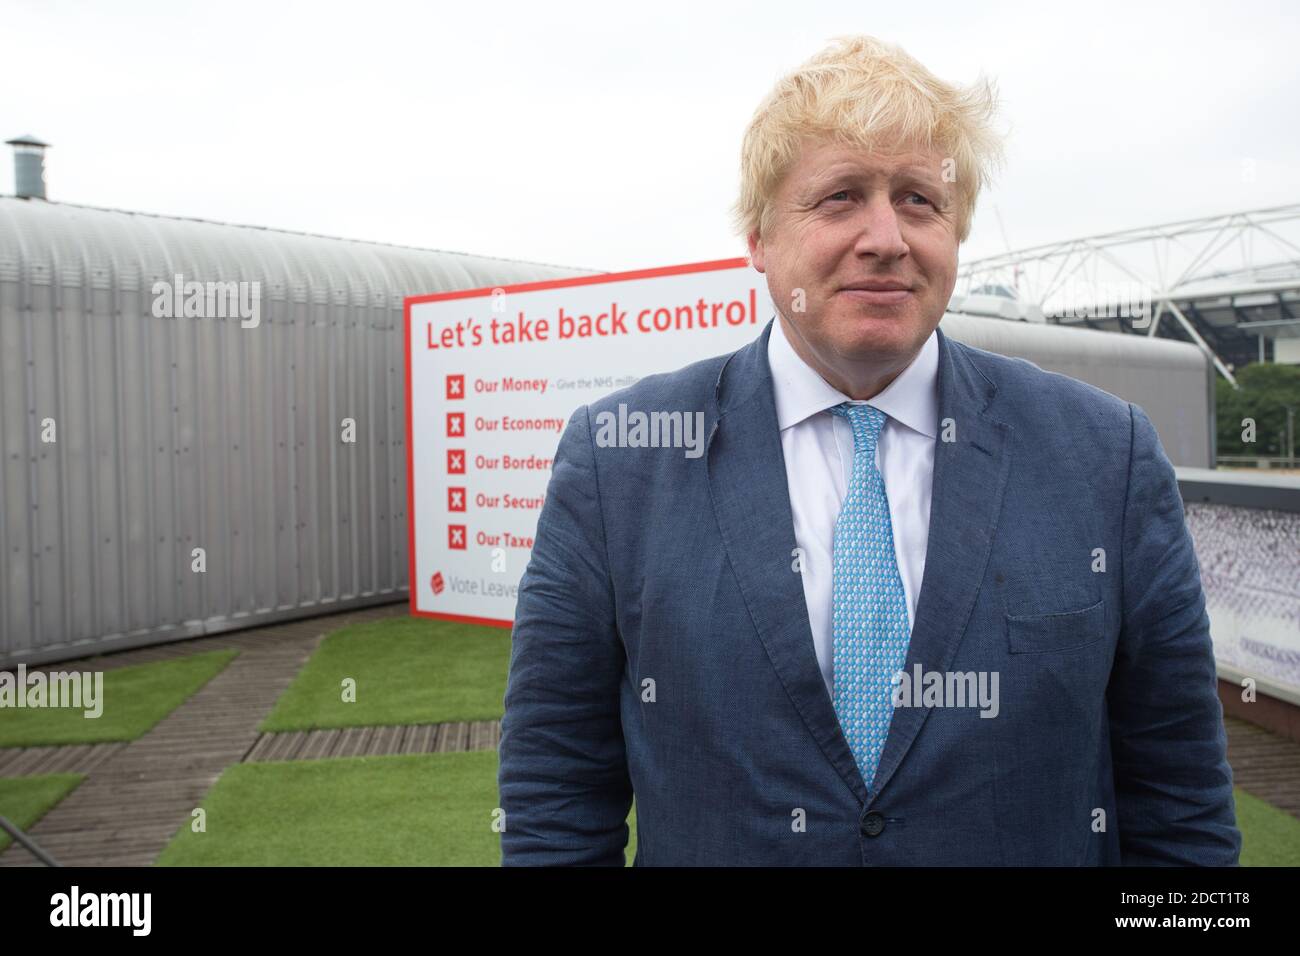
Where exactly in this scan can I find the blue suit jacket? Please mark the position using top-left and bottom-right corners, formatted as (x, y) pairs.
(497, 319), (1241, 865)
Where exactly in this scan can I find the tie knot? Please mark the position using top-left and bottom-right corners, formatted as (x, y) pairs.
(830, 402), (887, 451)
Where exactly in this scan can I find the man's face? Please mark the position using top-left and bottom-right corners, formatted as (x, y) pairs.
(748, 138), (960, 390)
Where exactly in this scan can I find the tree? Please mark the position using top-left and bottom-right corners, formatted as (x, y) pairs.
(1216, 363), (1300, 459)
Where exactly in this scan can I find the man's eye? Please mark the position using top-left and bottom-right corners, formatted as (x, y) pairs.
(825, 190), (851, 202)
(904, 192), (932, 205)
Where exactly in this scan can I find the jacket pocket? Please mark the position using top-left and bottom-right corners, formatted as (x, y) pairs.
(1005, 598), (1105, 654)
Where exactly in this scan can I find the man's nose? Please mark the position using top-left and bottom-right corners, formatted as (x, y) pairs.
(851, 197), (909, 261)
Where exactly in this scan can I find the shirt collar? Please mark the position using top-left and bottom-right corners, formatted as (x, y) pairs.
(766, 313), (939, 439)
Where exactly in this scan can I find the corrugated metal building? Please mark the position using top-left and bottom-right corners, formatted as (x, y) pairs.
(0, 197), (595, 665)
(1, 197), (1213, 667)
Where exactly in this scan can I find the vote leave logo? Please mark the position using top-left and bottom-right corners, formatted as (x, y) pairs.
(430, 571), (445, 595)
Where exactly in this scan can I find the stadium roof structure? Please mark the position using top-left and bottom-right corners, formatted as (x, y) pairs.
(949, 203), (1300, 386)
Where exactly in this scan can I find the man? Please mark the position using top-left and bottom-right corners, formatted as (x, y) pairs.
(497, 35), (1241, 865)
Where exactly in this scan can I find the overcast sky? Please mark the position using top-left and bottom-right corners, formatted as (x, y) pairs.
(3, 0), (1297, 273)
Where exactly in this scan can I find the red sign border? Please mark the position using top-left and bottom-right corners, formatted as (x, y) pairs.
(403, 255), (751, 628)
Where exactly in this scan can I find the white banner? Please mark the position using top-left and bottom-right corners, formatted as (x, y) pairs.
(405, 257), (775, 626)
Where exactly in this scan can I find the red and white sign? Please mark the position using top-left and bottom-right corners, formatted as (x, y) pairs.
(405, 257), (775, 627)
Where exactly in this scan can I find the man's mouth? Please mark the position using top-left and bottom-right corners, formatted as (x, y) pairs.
(838, 283), (913, 305)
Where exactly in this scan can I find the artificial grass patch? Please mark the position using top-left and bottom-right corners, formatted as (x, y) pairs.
(259, 617), (510, 732)
(0, 650), (238, 747)
(157, 750), (637, 866)
(156, 750), (636, 866)
(1236, 787), (1300, 866)
(0, 773), (84, 853)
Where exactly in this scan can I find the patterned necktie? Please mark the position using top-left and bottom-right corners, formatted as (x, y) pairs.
(828, 402), (911, 792)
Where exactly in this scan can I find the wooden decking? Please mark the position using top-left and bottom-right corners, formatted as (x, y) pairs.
(243, 720), (501, 761)
(1225, 716), (1300, 819)
(0, 721), (502, 778)
(0, 742), (126, 777)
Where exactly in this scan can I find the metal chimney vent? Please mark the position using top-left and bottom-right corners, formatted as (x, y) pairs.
(6, 134), (50, 200)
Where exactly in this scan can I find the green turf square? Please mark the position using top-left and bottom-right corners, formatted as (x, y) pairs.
(259, 617), (510, 732)
(1236, 787), (1300, 866)
(157, 749), (637, 866)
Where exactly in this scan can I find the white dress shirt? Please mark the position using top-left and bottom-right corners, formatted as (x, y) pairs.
(766, 316), (940, 700)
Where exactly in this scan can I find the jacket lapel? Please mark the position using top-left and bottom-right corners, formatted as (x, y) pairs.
(707, 319), (1013, 805)
(867, 326), (1012, 801)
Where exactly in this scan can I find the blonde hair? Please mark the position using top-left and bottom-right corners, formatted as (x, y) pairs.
(732, 35), (1006, 245)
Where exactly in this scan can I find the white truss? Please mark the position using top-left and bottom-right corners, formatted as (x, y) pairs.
(954, 203), (1300, 385)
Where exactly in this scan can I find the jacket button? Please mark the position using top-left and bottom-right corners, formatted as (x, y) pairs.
(860, 812), (885, 837)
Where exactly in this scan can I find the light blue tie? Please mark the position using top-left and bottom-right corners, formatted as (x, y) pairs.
(829, 402), (911, 791)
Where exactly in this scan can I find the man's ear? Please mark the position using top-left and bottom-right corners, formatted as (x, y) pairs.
(746, 230), (766, 272)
